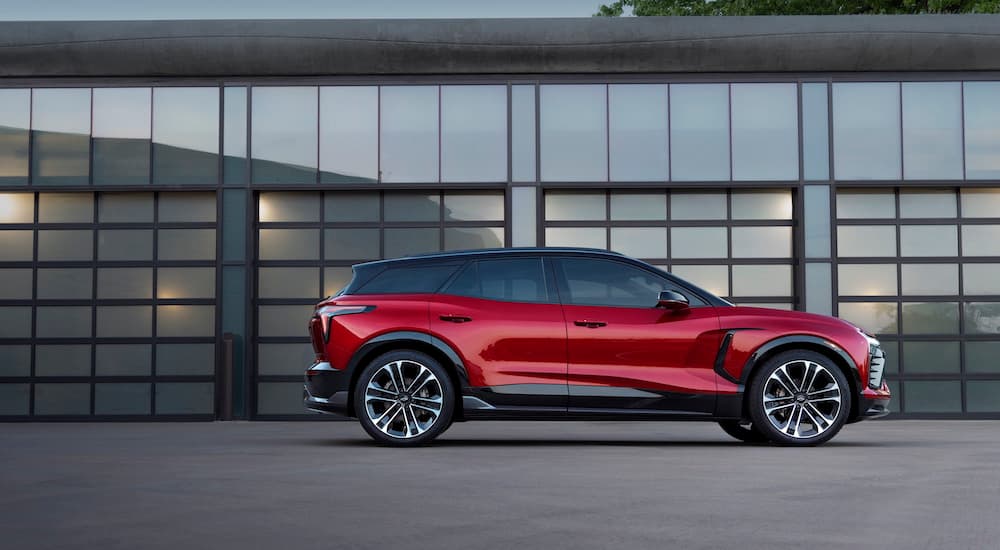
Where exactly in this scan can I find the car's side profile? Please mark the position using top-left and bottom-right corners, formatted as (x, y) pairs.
(304, 248), (890, 446)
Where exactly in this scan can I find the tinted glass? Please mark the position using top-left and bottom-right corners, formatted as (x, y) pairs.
(731, 265), (792, 297)
(511, 85), (536, 182)
(38, 193), (93, 223)
(444, 192), (504, 221)
(99, 192), (153, 222)
(558, 257), (703, 308)
(609, 84), (668, 182)
(0, 192), (34, 223)
(259, 192), (319, 223)
(92, 88), (151, 185)
(960, 188), (1000, 218)
(836, 189), (895, 219)
(671, 192), (726, 220)
(251, 87), (318, 184)
(441, 85), (506, 182)
(0, 268), (32, 299)
(37, 268), (92, 299)
(223, 87), (248, 185)
(37, 230), (91, 261)
(730, 83), (798, 181)
(671, 227), (727, 259)
(963, 82), (1000, 180)
(610, 192), (666, 221)
(445, 258), (547, 303)
(444, 227), (503, 250)
(320, 86), (378, 183)
(731, 190), (793, 220)
(900, 189), (956, 218)
(838, 264), (896, 296)
(380, 86), (439, 183)
(610, 227), (667, 259)
(833, 83), (901, 180)
(545, 192), (605, 221)
(902, 82), (962, 180)
(153, 87), (220, 184)
(0, 89), (30, 185)
(804, 185), (831, 258)
(31, 88), (91, 185)
(159, 192), (216, 223)
(802, 83), (830, 181)
(325, 192), (379, 222)
(159, 229), (215, 261)
(544, 227), (606, 249)
(384, 228), (439, 257)
(356, 264), (460, 295)
(670, 84), (729, 182)
(961, 225), (1000, 256)
(671, 265), (728, 298)
(540, 85), (607, 182)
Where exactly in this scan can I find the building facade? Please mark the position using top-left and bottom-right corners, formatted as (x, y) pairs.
(1, 16), (999, 419)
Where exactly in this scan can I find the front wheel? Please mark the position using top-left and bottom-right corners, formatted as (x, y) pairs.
(353, 350), (455, 446)
(747, 350), (852, 446)
(718, 420), (767, 443)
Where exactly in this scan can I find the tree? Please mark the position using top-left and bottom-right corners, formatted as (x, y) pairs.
(595, 0), (1000, 16)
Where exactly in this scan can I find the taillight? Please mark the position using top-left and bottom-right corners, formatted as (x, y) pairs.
(309, 305), (375, 360)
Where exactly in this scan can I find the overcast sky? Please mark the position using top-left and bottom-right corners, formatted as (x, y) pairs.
(0, 0), (614, 20)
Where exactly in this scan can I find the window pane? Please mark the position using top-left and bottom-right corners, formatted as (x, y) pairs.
(98, 268), (152, 299)
(731, 83), (798, 181)
(0, 384), (29, 415)
(544, 192), (605, 221)
(609, 84), (668, 182)
(159, 192), (216, 223)
(444, 227), (504, 250)
(805, 262), (833, 316)
(157, 344), (215, 375)
(902, 82), (962, 180)
(383, 228), (440, 258)
(731, 227), (792, 258)
(325, 192), (379, 222)
(358, 264), (460, 295)
(37, 268), (92, 299)
(441, 86), (506, 182)
(900, 225), (957, 257)
(380, 86), (439, 183)
(838, 264), (896, 296)
(95, 383), (150, 415)
(384, 193), (441, 222)
(0, 306), (32, 338)
(319, 86), (378, 183)
(900, 189), (956, 218)
(258, 304), (316, 337)
(965, 302), (1000, 335)
(152, 88), (219, 184)
(881, 340), (899, 374)
(258, 229), (318, 260)
(258, 343), (315, 376)
(155, 382), (214, 415)
(802, 83), (830, 181)
(960, 188), (1000, 218)
(731, 265), (792, 297)
(259, 191), (319, 223)
(670, 84), (729, 182)
(731, 190), (793, 220)
(963, 82), (1000, 180)
(961, 225), (1000, 256)
(324, 228), (380, 260)
(837, 302), (898, 334)
(670, 265), (728, 297)
(449, 258), (548, 303)
(223, 87), (248, 185)
(99, 192), (153, 222)
(902, 302), (959, 334)
(258, 382), (310, 415)
(259, 267), (319, 299)
(159, 229), (215, 261)
(0, 89), (30, 185)
(324, 267), (354, 297)
(97, 306), (152, 337)
(544, 227), (606, 249)
(92, 88), (151, 185)
(0, 345), (31, 377)
(611, 227), (667, 259)
(0, 192), (33, 223)
(900, 263), (958, 295)
(837, 226), (896, 257)
(670, 192), (726, 220)
(34, 384), (90, 415)
(540, 85), (607, 182)
(610, 192), (666, 221)
(511, 187), (537, 247)
(157, 305), (215, 337)
(38, 193), (93, 223)
(31, 88), (91, 186)
(904, 381), (961, 413)
(158, 267), (215, 299)
(902, 341), (959, 373)
(37, 230), (91, 261)
(99, 230), (153, 261)
(836, 189), (895, 219)
(804, 185), (831, 258)
(670, 227), (727, 259)
(967, 381), (1000, 412)
(0, 269), (31, 300)
(833, 83), (901, 180)
(963, 263), (1000, 295)
(36, 306), (91, 338)
(559, 257), (688, 308)
(36, 345), (91, 376)
(251, 87), (318, 184)
(444, 192), (504, 221)
(96, 344), (151, 376)
(965, 342), (1000, 373)
(512, 85), (536, 182)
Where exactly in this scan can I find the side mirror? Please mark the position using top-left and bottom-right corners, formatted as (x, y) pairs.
(657, 290), (689, 311)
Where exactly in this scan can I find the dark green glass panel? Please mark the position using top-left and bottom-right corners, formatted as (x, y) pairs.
(31, 131), (90, 186)
(93, 138), (150, 185)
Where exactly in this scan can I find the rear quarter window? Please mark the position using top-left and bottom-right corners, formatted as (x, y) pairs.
(354, 264), (461, 295)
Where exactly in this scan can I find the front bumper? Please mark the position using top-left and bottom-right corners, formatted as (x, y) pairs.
(851, 384), (892, 422)
(303, 361), (351, 416)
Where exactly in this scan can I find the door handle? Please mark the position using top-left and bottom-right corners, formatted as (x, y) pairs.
(439, 314), (472, 323)
(574, 320), (607, 328)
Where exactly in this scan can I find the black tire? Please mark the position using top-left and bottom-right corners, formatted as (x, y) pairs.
(718, 420), (768, 443)
(747, 350), (852, 447)
(353, 349), (455, 446)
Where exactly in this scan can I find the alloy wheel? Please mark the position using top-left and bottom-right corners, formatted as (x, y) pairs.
(761, 360), (843, 440)
(364, 360), (444, 439)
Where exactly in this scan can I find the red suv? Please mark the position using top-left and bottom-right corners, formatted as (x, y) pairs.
(305, 248), (890, 446)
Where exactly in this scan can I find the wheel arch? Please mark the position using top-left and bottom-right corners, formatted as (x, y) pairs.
(345, 331), (468, 420)
(739, 335), (861, 422)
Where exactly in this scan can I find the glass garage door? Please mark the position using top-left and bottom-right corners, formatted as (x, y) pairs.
(543, 189), (796, 309)
(0, 191), (219, 418)
(835, 188), (1000, 416)
(253, 189), (505, 417)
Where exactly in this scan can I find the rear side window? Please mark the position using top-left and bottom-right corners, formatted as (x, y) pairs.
(444, 258), (548, 303)
(355, 264), (460, 295)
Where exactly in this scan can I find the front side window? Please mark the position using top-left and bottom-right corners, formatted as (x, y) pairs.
(444, 258), (548, 303)
(557, 257), (704, 308)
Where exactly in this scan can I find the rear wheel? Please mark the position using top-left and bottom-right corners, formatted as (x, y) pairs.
(747, 350), (852, 446)
(353, 350), (454, 446)
(718, 420), (767, 443)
